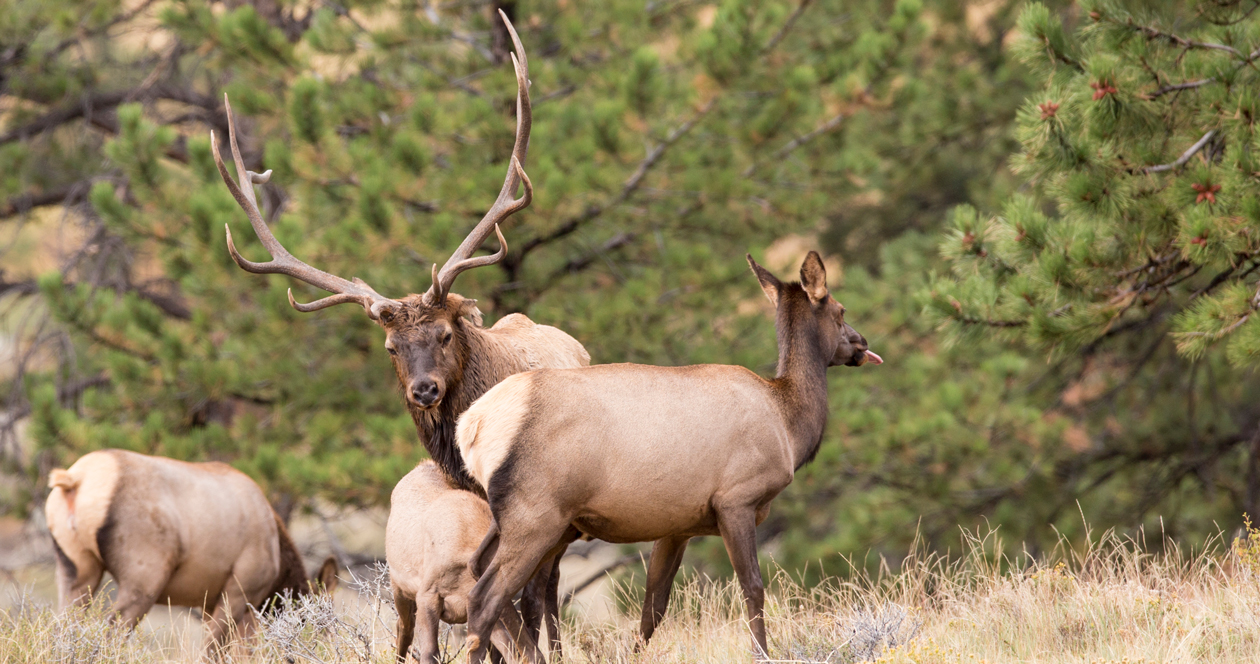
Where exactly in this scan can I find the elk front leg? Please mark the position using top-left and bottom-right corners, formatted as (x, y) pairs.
(203, 581), (254, 659)
(639, 535), (690, 646)
(393, 585), (416, 663)
(717, 508), (768, 661)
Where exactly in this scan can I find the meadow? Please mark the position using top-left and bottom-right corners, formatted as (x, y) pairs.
(4, 524), (1258, 664)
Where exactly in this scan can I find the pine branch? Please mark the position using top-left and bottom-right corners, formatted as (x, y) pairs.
(506, 99), (716, 268)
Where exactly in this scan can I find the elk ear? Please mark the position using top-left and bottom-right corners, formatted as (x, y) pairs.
(372, 301), (397, 324)
(313, 556), (339, 594)
(747, 254), (781, 307)
(457, 298), (483, 327)
(799, 251), (829, 303)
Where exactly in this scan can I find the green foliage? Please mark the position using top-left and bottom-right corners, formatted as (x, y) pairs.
(919, 0), (1260, 569)
(10, 0), (1258, 577)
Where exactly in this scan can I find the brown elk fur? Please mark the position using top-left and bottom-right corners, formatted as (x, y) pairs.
(381, 292), (589, 494)
(45, 450), (337, 655)
(455, 252), (882, 662)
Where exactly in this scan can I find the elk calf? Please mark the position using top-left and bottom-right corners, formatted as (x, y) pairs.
(456, 252), (882, 662)
(45, 449), (337, 653)
(386, 461), (540, 663)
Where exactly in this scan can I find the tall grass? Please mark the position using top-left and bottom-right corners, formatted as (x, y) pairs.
(3, 524), (1259, 663)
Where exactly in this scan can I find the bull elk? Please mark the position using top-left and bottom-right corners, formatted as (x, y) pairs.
(387, 461), (541, 663)
(455, 251), (883, 661)
(212, 12), (582, 657)
(45, 450), (338, 655)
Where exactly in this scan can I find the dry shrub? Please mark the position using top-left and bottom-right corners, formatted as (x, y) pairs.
(5, 524), (1260, 663)
(0, 593), (162, 664)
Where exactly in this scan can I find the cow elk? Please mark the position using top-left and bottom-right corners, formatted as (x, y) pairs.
(387, 461), (540, 663)
(45, 449), (338, 655)
(455, 251), (883, 662)
(213, 11), (583, 657)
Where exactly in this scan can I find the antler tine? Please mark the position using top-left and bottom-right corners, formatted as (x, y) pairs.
(434, 157), (531, 299)
(213, 95), (398, 319)
(427, 11), (532, 303)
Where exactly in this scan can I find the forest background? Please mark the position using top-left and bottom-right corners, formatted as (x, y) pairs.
(3, 0), (1260, 582)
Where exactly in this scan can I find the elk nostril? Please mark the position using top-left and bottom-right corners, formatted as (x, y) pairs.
(411, 380), (441, 405)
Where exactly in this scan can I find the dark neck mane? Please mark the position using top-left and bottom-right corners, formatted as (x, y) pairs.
(263, 514), (312, 610)
(406, 321), (520, 496)
(769, 288), (831, 470)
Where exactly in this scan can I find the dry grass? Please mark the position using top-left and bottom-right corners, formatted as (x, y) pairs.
(3, 525), (1260, 663)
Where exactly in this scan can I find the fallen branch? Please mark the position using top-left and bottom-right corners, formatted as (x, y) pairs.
(561, 553), (644, 606)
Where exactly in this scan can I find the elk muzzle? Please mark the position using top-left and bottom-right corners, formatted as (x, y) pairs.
(409, 377), (445, 408)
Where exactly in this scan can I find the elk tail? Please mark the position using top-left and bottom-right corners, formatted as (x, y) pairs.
(49, 469), (78, 492)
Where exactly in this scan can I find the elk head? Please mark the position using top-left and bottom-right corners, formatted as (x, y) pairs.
(212, 11), (531, 412)
(747, 251), (883, 368)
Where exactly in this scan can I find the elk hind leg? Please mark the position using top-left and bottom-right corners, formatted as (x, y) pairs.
(393, 584), (416, 663)
(410, 593), (441, 664)
(466, 520), (568, 664)
(52, 539), (102, 609)
(489, 600), (540, 664)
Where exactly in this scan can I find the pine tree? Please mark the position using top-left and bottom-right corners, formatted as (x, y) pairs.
(920, 0), (1260, 557)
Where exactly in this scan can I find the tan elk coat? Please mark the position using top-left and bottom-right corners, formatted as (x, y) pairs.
(45, 449), (336, 652)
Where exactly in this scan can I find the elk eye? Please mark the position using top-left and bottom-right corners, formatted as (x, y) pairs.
(385, 346), (397, 356)
(441, 332), (452, 345)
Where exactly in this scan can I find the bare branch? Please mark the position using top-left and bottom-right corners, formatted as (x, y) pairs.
(1143, 130), (1216, 173)
(561, 553), (643, 606)
(760, 0), (816, 55)
(1124, 20), (1243, 57)
(544, 232), (637, 287)
(0, 182), (92, 219)
(1146, 79), (1214, 99)
(0, 84), (223, 147)
(743, 112), (844, 178)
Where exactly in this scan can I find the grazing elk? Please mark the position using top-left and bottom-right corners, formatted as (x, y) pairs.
(455, 251), (883, 662)
(45, 449), (337, 654)
(387, 461), (540, 664)
(213, 12), (579, 656)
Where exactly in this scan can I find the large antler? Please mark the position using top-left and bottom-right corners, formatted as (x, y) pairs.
(426, 9), (533, 304)
(212, 96), (401, 320)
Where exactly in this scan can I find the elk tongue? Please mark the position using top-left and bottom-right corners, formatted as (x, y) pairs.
(864, 350), (884, 365)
